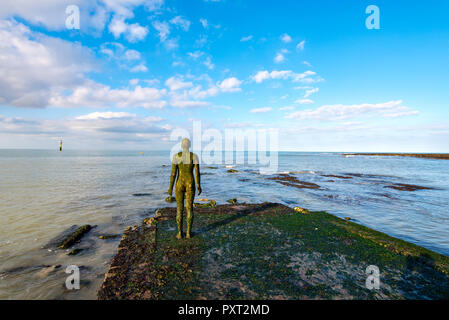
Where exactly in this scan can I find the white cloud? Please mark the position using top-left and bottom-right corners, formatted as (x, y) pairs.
(124, 49), (141, 60)
(294, 86), (312, 90)
(100, 42), (149, 73)
(76, 111), (136, 120)
(144, 79), (160, 86)
(217, 77), (242, 92)
(170, 100), (210, 108)
(204, 57), (215, 70)
(165, 76), (242, 109)
(109, 16), (127, 37)
(303, 61), (312, 67)
(170, 16), (191, 31)
(163, 38), (179, 50)
(252, 70), (317, 83)
(152, 20), (170, 42)
(0, 19), (94, 108)
(304, 88), (319, 98)
(274, 52), (285, 63)
(295, 99), (314, 105)
(102, 0), (163, 18)
(280, 106), (294, 111)
(50, 80), (167, 109)
(0, 0), (91, 30)
(286, 100), (419, 121)
(200, 18), (208, 28)
(188, 51), (205, 59)
(195, 35), (208, 47)
(130, 64), (148, 72)
(240, 35), (253, 42)
(165, 76), (193, 91)
(296, 40), (305, 51)
(100, 42), (141, 61)
(250, 107), (272, 113)
(280, 33), (292, 43)
(108, 17), (148, 42)
(253, 71), (270, 83)
(0, 0), (164, 33)
(126, 22), (148, 42)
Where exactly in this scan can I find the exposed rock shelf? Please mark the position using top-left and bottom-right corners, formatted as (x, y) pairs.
(98, 203), (449, 300)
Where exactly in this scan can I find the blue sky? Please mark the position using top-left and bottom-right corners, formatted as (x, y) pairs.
(0, 0), (448, 151)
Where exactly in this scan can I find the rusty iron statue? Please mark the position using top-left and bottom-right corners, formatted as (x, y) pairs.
(168, 138), (201, 239)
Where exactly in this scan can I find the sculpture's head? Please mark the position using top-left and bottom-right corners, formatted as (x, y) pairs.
(181, 138), (191, 151)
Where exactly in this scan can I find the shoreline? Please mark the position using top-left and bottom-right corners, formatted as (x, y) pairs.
(98, 202), (449, 300)
(344, 153), (449, 160)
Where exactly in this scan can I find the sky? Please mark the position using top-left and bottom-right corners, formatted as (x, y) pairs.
(0, 0), (448, 152)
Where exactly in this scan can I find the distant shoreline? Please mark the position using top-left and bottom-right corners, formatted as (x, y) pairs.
(344, 153), (449, 160)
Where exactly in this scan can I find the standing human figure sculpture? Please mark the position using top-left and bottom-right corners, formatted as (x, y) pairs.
(168, 138), (201, 239)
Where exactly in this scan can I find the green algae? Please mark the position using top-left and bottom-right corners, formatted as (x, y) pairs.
(99, 203), (449, 300)
(193, 200), (216, 208)
(58, 225), (92, 249)
(67, 248), (84, 256)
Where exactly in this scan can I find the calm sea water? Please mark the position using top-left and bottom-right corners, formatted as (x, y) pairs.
(1, 149), (448, 299)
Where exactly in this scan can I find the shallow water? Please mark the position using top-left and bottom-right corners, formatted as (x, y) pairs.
(0, 150), (448, 299)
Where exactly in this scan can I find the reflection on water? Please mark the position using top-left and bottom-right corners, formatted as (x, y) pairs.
(0, 150), (448, 299)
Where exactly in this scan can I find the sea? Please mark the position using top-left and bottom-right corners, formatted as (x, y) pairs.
(0, 149), (448, 299)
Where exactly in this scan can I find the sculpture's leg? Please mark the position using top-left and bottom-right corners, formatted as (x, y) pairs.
(175, 188), (185, 239)
(185, 189), (194, 239)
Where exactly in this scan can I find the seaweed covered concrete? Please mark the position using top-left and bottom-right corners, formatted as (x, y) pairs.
(98, 203), (449, 300)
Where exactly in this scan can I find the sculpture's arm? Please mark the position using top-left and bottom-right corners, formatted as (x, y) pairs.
(168, 162), (178, 195)
(194, 154), (201, 195)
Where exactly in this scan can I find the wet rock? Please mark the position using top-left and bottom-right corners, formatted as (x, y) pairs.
(99, 234), (121, 240)
(293, 207), (310, 214)
(58, 225), (93, 249)
(165, 196), (176, 203)
(344, 172), (397, 179)
(143, 217), (156, 226)
(193, 200), (217, 208)
(322, 174), (353, 179)
(133, 193), (152, 197)
(44, 225), (79, 249)
(227, 169), (238, 173)
(227, 198), (238, 205)
(268, 174), (320, 190)
(99, 203), (449, 300)
(68, 248), (84, 256)
(36, 265), (61, 278)
(205, 166), (218, 169)
(384, 183), (434, 192)
(1, 265), (53, 277)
